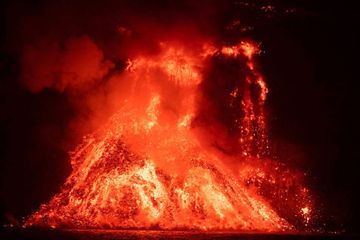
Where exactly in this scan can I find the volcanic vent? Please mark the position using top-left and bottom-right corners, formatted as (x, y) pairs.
(25, 41), (312, 231)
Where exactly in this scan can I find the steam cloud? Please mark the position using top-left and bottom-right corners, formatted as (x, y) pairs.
(21, 35), (114, 93)
(10, 0), (226, 136)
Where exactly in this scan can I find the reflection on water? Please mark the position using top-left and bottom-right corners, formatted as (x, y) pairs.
(0, 229), (354, 240)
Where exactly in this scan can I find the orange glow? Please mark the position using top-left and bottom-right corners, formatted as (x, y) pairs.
(220, 41), (259, 59)
(24, 41), (313, 231)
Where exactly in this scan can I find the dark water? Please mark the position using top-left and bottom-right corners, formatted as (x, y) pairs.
(0, 229), (357, 240)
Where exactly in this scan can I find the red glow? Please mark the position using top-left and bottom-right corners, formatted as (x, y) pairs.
(24, 41), (313, 231)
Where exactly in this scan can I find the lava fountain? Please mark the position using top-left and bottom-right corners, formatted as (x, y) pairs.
(25, 40), (313, 231)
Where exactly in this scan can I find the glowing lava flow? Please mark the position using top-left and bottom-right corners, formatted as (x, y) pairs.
(25, 41), (311, 231)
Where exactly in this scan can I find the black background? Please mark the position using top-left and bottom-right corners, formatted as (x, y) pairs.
(0, 0), (359, 233)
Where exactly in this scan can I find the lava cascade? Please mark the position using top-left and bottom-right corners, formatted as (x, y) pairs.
(25, 41), (312, 231)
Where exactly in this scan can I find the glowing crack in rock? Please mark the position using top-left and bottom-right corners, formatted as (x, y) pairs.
(25, 41), (313, 231)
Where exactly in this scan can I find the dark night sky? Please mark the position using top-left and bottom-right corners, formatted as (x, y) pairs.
(0, 0), (359, 233)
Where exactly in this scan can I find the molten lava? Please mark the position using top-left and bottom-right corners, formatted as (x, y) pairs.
(25, 41), (313, 231)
